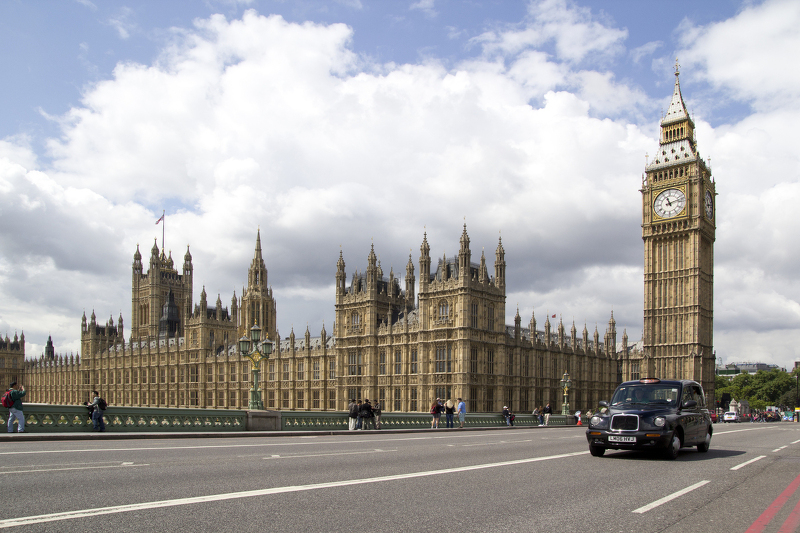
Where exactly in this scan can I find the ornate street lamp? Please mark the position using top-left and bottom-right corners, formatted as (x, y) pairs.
(238, 323), (274, 410)
(560, 371), (572, 416)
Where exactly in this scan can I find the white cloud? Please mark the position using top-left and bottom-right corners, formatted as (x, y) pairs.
(75, 0), (97, 10)
(107, 6), (137, 40)
(630, 40), (662, 64)
(677, 0), (800, 112)
(2, 2), (799, 372)
(410, 0), (436, 18)
(473, 0), (627, 63)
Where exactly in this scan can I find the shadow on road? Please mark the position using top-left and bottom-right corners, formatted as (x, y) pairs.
(598, 447), (746, 461)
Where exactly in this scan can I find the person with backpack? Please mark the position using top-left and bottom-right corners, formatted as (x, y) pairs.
(360, 399), (374, 430)
(4, 381), (26, 433)
(86, 390), (107, 432)
(430, 398), (443, 429)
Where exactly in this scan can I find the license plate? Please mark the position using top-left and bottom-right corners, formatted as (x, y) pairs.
(608, 436), (636, 443)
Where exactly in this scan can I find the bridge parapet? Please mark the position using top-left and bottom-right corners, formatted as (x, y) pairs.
(2, 404), (246, 433)
(280, 412), (576, 431)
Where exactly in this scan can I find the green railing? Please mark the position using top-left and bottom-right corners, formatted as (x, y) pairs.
(281, 412), (578, 431)
(2, 404), (246, 433)
(2, 405), (582, 433)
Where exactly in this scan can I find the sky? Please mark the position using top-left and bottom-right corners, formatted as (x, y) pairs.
(1, 0), (798, 370)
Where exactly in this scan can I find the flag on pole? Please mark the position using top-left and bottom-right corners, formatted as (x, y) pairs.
(156, 213), (164, 225)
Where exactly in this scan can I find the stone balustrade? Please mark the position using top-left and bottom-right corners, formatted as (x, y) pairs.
(1, 405), (582, 433)
(1, 404), (246, 433)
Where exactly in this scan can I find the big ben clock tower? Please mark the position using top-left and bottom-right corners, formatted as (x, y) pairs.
(641, 61), (716, 401)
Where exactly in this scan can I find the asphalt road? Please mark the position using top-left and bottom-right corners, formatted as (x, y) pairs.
(0, 424), (798, 532)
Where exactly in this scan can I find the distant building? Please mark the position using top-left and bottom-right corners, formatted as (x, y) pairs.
(717, 362), (782, 377)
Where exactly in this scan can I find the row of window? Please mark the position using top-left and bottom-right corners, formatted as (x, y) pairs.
(266, 360), (335, 381)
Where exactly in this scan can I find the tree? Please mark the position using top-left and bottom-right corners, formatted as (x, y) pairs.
(713, 368), (795, 410)
(778, 390), (797, 410)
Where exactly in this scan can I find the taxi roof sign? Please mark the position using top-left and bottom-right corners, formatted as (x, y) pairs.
(639, 378), (661, 384)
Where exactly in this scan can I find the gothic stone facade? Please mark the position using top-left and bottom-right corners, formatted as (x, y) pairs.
(0, 333), (25, 390)
(22, 70), (714, 411)
(619, 65), (717, 404)
(22, 226), (620, 412)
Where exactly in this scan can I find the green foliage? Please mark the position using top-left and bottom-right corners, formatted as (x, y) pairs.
(715, 368), (797, 409)
(749, 399), (767, 411)
(778, 390), (798, 409)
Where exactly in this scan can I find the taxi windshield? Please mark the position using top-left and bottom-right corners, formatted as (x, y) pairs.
(610, 384), (680, 407)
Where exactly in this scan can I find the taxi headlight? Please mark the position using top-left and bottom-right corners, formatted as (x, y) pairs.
(653, 416), (666, 427)
(590, 416), (607, 428)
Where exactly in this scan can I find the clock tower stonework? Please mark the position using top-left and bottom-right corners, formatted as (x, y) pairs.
(639, 63), (716, 402)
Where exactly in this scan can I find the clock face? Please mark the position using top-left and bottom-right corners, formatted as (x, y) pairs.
(705, 190), (714, 219)
(653, 188), (686, 218)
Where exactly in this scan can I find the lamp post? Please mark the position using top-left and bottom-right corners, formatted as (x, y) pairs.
(795, 373), (798, 423)
(238, 323), (274, 410)
(560, 371), (572, 416)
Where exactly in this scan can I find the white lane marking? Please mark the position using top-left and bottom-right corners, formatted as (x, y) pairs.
(0, 463), (147, 475)
(772, 446), (787, 452)
(263, 449), (396, 460)
(731, 456), (766, 470)
(462, 440), (532, 447)
(713, 427), (779, 436)
(0, 450), (588, 528)
(0, 433), (503, 456)
(632, 480), (710, 514)
(792, 439), (800, 444)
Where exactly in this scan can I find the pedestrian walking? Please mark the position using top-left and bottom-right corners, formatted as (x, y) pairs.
(502, 406), (512, 426)
(445, 399), (455, 428)
(457, 397), (466, 428)
(4, 382), (26, 433)
(348, 399), (358, 430)
(543, 402), (552, 426)
(86, 390), (106, 432)
(536, 405), (544, 426)
(355, 400), (363, 430)
(373, 400), (382, 430)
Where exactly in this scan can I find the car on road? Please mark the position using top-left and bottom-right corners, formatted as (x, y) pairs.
(723, 411), (739, 423)
(708, 411), (718, 423)
(586, 378), (713, 460)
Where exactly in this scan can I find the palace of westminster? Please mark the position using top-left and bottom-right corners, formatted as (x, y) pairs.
(6, 69), (717, 413)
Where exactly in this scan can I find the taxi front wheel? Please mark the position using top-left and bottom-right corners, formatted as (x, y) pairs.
(589, 445), (605, 457)
(663, 434), (681, 460)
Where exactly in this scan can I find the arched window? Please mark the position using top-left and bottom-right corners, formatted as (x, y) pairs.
(439, 300), (449, 320)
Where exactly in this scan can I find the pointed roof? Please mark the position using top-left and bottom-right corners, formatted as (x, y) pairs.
(662, 61), (690, 126)
(254, 229), (263, 261)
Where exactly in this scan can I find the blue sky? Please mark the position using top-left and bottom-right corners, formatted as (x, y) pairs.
(1, 0), (798, 371)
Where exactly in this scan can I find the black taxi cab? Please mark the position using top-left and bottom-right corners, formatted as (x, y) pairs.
(585, 378), (713, 460)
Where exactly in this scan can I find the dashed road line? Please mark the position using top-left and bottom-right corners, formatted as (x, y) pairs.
(0, 450), (588, 529)
(632, 480), (710, 514)
(731, 456), (766, 471)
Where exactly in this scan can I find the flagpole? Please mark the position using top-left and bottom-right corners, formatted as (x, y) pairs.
(161, 210), (165, 253)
